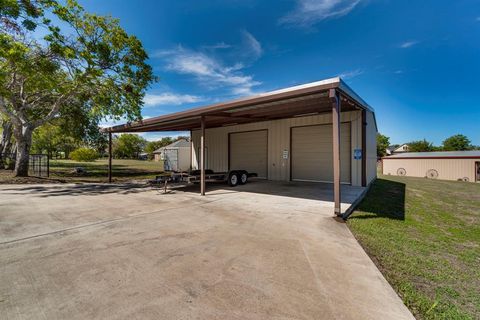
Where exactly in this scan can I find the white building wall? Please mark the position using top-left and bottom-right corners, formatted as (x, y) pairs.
(192, 110), (369, 186)
(366, 110), (378, 184)
(178, 147), (191, 172)
(382, 158), (479, 182)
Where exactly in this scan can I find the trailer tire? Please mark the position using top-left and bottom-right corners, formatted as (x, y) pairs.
(239, 171), (248, 185)
(228, 172), (239, 187)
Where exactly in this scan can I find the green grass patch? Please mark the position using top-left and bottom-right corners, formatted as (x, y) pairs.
(348, 175), (480, 319)
(49, 159), (164, 182)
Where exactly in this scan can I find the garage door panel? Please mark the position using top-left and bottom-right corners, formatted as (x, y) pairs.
(292, 123), (351, 183)
(230, 130), (268, 178)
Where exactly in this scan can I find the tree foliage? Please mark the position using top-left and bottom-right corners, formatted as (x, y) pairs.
(376, 133), (390, 158)
(0, 0), (156, 176)
(407, 139), (434, 152)
(113, 134), (147, 159)
(442, 134), (473, 151)
(70, 147), (98, 162)
(31, 123), (65, 156)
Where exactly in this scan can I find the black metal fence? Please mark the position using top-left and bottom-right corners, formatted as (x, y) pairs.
(0, 153), (49, 177)
(29, 154), (49, 177)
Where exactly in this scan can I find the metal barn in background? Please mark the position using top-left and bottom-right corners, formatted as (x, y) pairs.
(382, 151), (480, 182)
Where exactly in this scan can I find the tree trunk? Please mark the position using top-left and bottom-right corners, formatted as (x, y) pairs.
(0, 121), (13, 169)
(13, 125), (33, 177)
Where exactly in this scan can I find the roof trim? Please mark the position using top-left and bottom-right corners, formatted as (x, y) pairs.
(104, 77), (376, 133)
(383, 156), (480, 160)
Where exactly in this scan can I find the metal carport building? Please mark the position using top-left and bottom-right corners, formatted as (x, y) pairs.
(104, 77), (378, 217)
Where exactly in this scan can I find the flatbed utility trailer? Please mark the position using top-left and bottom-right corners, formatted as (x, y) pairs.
(149, 169), (258, 192)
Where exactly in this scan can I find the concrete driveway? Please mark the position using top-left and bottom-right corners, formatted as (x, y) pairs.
(0, 181), (414, 320)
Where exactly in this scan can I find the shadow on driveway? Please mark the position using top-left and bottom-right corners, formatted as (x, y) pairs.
(0, 183), (151, 197)
(168, 179), (365, 204)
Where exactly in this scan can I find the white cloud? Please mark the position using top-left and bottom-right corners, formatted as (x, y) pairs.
(143, 93), (203, 106)
(399, 40), (419, 48)
(394, 70), (404, 74)
(203, 42), (232, 50)
(154, 46), (261, 96)
(339, 69), (363, 79)
(241, 30), (263, 59)
(280, 0), (361, 27)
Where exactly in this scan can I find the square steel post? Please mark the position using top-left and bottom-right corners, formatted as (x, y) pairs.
(108, 132), (112, 183)
(329, 89), (342, 216)
(189, 129), (193, 171)
(200, 116), (206, 196)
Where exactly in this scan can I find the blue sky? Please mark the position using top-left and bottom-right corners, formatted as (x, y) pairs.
(82, 0), (480, 145)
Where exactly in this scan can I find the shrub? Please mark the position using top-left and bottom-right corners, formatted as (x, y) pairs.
(69, 147), (99, 162)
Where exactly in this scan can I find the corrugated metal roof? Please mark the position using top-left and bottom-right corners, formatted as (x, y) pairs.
(384, 151), (480, 159)
(104, 77), (376, 133)
(152, 139), (190, 153)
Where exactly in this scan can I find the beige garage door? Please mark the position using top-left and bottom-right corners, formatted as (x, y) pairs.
(291, 123), (351, 183)
(229, 130), (268, 178)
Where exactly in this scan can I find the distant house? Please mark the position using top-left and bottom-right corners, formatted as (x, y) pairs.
(152, 139), (191, 172)
(138, 152), (149, 160)
(386, 144), (409, 155)
(382, 151), (480, 182)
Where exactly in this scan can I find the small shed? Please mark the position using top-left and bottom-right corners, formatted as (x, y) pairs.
(153, 139), (191, 172)
(382, 151), (480, 182)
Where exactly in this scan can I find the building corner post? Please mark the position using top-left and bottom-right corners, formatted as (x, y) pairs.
(329, 89), (342, 217)
(361, 109), (367, 187)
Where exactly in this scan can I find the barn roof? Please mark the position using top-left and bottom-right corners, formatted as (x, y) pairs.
(152, 138), (190, 153)
(384, 151), (480, 159)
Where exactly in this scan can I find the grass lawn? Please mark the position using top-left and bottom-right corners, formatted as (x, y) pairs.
(348, 175), (480, 320)
(0, 159), (164, 183)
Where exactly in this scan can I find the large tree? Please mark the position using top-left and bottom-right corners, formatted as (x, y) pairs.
(376, 133), (390, 158)
(113, 134), (147, 159)
(0, 0), (155, 176)
(442, 134), (473, 151)
(407, 139), (434, 152)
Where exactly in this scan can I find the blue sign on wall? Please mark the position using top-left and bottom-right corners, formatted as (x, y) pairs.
(354, 149), (362, 160)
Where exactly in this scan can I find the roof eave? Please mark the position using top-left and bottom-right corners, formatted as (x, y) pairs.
(102, 77), (377, 133)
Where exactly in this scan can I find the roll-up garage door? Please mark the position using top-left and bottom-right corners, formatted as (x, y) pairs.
(229, 130), (268, 178)
(291, 123), (351, 183)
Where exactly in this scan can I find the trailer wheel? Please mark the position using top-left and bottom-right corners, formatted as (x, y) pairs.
(228, 172), (239, 187)
(239, 171), (248, 185)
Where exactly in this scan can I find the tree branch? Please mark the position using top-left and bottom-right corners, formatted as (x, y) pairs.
(0, 97), (22, 127)
(31, 83), (80, 128)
